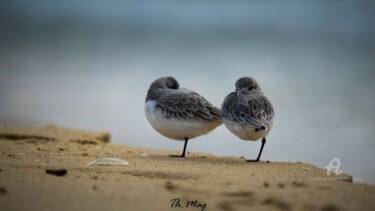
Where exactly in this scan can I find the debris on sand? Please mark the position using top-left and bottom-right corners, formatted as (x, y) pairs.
(86, 158), (128, 166)
(45, 169), (68, 176)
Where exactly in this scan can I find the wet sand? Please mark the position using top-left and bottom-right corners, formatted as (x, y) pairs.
(0, 125), (374, 211)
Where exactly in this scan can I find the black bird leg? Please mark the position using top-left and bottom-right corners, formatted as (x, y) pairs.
(170, 138), (189, 158)
(247, 138), (266, 162)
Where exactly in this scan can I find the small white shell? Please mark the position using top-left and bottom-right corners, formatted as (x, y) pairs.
(86, 158), (129, 166)
(140, 153), (149, 157)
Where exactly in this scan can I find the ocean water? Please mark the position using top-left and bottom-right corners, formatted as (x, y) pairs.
(0, 1), (374, 184)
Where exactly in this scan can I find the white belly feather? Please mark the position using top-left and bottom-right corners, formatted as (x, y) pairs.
(145, 101), (221, 141)
(223, 120), (272, 141)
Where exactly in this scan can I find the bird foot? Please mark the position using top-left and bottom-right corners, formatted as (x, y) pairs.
(169, 154), (185, 158)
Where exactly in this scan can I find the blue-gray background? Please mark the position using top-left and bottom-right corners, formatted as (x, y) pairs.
(1, 1), (374, 184)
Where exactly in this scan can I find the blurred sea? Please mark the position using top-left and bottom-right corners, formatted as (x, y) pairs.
(1, 1), (374, 183)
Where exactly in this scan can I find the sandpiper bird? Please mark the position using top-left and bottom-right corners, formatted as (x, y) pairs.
(145, 77), (222, 157)
(222, 77), (274, 162)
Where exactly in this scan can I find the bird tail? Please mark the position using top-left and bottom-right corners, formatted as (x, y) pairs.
(255, 126), (266, 132)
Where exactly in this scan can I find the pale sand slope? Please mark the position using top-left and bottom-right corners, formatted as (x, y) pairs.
(0, 125), (374, 211)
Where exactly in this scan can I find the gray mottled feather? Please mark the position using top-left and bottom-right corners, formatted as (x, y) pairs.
(153, 89), (222, 121)
(222, 92), (274, 128)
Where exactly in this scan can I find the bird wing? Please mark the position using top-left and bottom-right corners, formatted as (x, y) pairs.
(222, 93), (274, 128)
(156, 90), (222, 121)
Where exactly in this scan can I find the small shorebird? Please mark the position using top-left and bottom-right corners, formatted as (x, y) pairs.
(222, 77), (274, 162)
(145, 77), (222, 157)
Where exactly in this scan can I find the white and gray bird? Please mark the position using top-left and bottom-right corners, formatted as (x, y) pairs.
(145, 77), (223, 157)
(222, 77), (274, 162)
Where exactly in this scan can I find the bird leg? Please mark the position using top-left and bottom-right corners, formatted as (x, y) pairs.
(247, 138), (266, 162)
(169, 138), (189, 158)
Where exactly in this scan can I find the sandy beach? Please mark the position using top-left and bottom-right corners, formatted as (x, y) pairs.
(0, 125), (374, 211)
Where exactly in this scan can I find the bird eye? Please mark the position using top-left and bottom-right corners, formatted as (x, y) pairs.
(248, 87), (253, 91)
